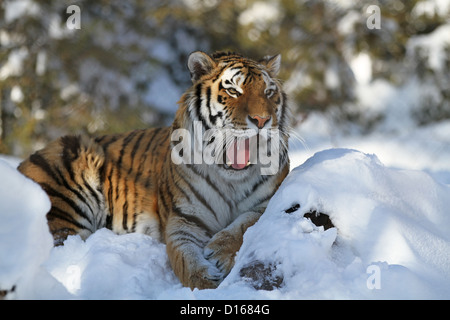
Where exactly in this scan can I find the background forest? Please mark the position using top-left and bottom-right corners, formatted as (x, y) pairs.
(0, 0), (449, 157)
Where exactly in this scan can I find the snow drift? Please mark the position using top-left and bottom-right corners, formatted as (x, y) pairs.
(0, 159), (69, 298)
(224, 148), (450, 299)
(0, 149), (449, 299)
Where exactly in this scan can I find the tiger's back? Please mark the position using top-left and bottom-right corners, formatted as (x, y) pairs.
(18, 128), (171, 245)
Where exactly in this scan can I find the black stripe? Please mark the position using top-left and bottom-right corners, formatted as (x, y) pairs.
(280, 92), (288, 128)
(246, 174), (269, 198)
(229, 66), (243, 72)
(243, 72), (254, 85)
(116, 130), (139, 176)
(49, 206), (90, 231)
(53, 166), (96, 216)
(169, 231), (208, 249)
(170, 164), (191, 203)
(29, 153), (63, 186)
(186, 164), (233, 212)
(148, 129), (164, 162)
(61, 136), (81, 183)
(121, 176), (129, 231)
(135, 129), (159, 179)
(164, 176), (214, 238)
(115, 131), (139, 229)
(128, 130), (146, 175)
(158, 184), (171, 222)
(205, 87), (222, 126)
(96, 134), (120, 151)
(81, 174), (101, 205)
(174, 166), (218, 222)
(211, 64), (229, 82)
(131, 212), (138, 232)
(195, 83), (202, 111)
(49, 141), (93, 208)
(145, 129), (167, 188)
(253, 192), (275, 211)
(94, 135), (107, 144)
(107, 167), (114, 216)
(31, 150), (96, 216)
(194, 83), (211, 131)
(231, 70), (243, 84)
(105, 213), (113, 229)
(206, 87), (212, 114)
(131, 130), (159, 230)
(41, 182), (93, 226)
(122, 199), (129, 231)
(171, 206), (214, 239)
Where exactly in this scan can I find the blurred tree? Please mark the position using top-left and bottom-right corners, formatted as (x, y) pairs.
(0, 0), (202, 156)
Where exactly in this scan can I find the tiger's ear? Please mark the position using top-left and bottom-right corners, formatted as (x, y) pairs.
(188, 51), (216, 83)
(261, 54), (281, 77)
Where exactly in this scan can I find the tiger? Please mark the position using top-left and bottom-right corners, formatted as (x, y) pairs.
(18, 51), (291, 289)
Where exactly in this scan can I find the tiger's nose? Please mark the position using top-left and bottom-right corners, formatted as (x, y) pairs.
(248, 115), (271, 129)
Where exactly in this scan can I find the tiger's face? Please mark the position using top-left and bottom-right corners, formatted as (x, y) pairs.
(175, 51), (290, 175)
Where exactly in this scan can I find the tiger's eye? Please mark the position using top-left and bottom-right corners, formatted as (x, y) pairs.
(265, 89), (275, 98)
(226, 88), (240, 97)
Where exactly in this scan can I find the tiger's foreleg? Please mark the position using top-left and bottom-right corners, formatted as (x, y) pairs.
(203, 211), (261, 279)
(165, 214), (224, 289)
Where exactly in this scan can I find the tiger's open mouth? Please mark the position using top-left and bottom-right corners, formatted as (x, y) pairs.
(223, 138), (252, 170)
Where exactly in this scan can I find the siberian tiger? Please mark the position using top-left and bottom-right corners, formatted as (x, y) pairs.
(18, 51), (291, 289)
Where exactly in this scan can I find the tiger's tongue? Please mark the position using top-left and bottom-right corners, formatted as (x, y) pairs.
(227, 139), (250, 170)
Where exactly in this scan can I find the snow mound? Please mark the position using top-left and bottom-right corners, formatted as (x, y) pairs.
(224, 148), (450, 299)
(44, 228), (180, 299)
(1, 149), (449, 299)
(0, 159), (67, 298)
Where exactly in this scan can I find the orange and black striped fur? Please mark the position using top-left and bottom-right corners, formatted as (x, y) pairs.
(18, 51), (291, 289)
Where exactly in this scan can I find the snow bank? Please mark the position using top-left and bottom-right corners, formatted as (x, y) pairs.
(0, 160), (68, 298)
(224, 149), (450, 299)
(44, 229), (180, 299)
(1, 149), (449, 299)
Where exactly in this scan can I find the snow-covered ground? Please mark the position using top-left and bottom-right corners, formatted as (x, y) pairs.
(1, 115), (450, 299)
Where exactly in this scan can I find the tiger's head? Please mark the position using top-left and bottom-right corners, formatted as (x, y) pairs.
(173, 51), (291, 176)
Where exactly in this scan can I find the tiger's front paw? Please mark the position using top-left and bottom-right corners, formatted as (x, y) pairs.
(188, 262), (223, 289)
(203, 230), (240, 277)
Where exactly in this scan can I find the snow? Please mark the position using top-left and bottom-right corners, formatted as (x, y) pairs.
(0, 159), (69, 299)
(350, 52), (372, 85)
(3, 0), (40, 23)
(290, 112), (450, 185)
(1, 141), (449, 299)
(238, 1), (281, 29)
(0, 47), (29, 80)
(407, 24), (450, 71)
(226, 148), (450, 299)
